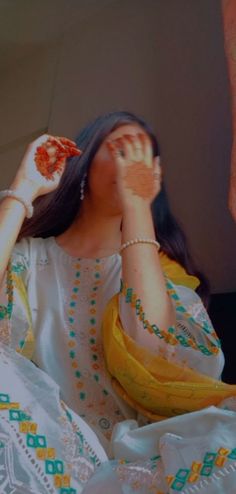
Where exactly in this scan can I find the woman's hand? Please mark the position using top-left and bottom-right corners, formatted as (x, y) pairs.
(11, 134), (81, 201)
(106, 133), (162, 210)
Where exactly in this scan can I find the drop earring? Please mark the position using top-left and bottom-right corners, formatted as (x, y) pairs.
(80, 172), (87, 201)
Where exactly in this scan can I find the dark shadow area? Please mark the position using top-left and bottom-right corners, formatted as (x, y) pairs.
(209, 292), (236, 384)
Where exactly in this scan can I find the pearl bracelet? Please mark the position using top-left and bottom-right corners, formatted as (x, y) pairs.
(0, 190), (34, 218)
(119, 238), (161, 254)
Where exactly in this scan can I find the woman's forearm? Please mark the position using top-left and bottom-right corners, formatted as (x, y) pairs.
(121, 203), (176, 331)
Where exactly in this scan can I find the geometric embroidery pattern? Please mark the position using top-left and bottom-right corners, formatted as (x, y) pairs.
(120, 278), (221, 356)
(166, 446), (236, 491)
(0, 392), (77, 493)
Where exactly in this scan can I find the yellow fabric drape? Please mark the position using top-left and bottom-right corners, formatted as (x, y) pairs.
(102, 294), (236, 421)
(159, 252), (200, 291)
(12, 272), (34, 359)
(222, 0), (236, 222)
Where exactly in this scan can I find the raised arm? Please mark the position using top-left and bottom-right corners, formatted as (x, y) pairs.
(107, 133), (175, 348)
(0, 134), (81, 285)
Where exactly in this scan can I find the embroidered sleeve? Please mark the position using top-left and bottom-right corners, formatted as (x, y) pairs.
(118, 278), (224, 379)
(0, 238), (33, 355)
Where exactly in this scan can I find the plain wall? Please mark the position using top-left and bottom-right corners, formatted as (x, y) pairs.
(0, 0), (236, 293)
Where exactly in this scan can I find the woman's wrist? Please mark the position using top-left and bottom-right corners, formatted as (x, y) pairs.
(10, 178), (39, 202)
(121, 199), (152, 216)
(122, 201), (156, 244)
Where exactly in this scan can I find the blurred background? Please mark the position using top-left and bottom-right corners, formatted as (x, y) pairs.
(0, 0), (236, 380)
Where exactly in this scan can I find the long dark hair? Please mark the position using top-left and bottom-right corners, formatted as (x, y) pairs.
(19, 110), (209, 305)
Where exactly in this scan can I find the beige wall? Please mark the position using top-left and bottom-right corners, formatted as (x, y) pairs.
(0, 40), (60, 184)
(1, 0), (236, 293)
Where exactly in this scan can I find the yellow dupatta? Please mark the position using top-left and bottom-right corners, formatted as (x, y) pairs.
(102, 255), (236, 420)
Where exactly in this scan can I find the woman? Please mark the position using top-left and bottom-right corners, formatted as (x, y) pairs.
(0, 111), (235, 493)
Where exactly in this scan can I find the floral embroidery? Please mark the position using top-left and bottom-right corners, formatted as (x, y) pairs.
(120, 278), (221, 357)
(167, 446), (236, 492)
(113, 456), (167, 493)
(59, 404), (101, 484)
(66, 260), (86, 398)
(64, 258), (116, 438)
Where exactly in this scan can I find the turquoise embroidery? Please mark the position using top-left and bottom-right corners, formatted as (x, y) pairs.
(0, 393), (10, 403)
(12, 262), (26, 273)
(60, 488), (76, 494)
(169, 446), (236, 491)
(27, 433), (47, 448)
(0, 262), (13, 320)
(0, 393), (82, 492)
(46, 459), (64, 474)
(120, 277), (221, 357)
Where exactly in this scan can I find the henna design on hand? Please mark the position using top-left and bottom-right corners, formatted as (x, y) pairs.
(34, 136), (81, 180)
(123, 161), (155, 199)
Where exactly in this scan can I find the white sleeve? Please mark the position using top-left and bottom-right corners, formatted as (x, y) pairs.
(118, 278), (224, 380)
(0, 238), (32, 351)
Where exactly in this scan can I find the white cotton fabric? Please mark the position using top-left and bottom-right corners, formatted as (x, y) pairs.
(0, 236), (234, 493)
(2, 237), (224, 442)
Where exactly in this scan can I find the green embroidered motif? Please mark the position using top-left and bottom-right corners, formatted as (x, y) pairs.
(27, 433), (47, 448)
(9, 409), (23, 421)
(0, 391), (80, 493)
(125, 287), (133, 303)
(228, 448), (236, 460)
(12, 263), (26, 273)
(170, 446), (236, 491)
(0, 262), (14, 320)
(121, 277), (221, 357)
(0, 306), (8, 320)
(46, 459), (64, 475)
(0, 393), (10, 403)
(60, 488), (76, 494)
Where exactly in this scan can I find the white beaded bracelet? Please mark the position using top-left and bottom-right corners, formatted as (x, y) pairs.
(119, 238), (161, 254)
(0, 190), (34, 219)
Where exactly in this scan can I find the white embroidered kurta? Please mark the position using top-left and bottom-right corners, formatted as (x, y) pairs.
(0, 237), (224, 441)
(1, 236), (236, 494)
